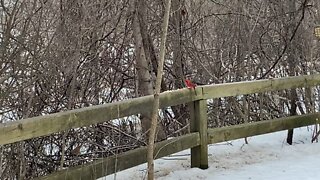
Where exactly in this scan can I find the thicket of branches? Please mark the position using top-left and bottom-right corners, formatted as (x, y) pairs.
(0, 0), (320, 179)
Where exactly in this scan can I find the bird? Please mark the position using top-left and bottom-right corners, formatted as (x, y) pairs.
(70, 144), (82, 156)
(185, 79), (197, 89)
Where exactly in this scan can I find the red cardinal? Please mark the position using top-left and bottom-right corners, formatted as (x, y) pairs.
(185, 79), (197, 89)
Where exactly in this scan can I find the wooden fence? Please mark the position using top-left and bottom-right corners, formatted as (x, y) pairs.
(2, 74), (320, 179)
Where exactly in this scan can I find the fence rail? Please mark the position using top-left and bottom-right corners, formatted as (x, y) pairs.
(208, 113), (320, 144)
(2, 74), (320, 179)
(39, 133), (200, 180)
(0, 87), (201, 145)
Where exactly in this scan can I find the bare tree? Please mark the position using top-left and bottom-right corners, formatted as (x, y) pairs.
(1, 0), (320, 179)
(147, 1), (171, 179)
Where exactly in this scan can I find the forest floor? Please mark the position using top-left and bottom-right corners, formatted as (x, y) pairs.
(102, 127), (320, 180)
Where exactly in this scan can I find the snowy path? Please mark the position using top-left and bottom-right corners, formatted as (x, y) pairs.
(102, 127), (320, 180)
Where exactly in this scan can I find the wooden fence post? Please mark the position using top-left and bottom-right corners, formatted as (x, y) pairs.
(189, 99), (208, 169)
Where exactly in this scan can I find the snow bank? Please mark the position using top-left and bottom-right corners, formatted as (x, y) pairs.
(102, 127), (320, 180)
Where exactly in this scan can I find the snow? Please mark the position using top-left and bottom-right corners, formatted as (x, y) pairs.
(101, 127), (320, 180)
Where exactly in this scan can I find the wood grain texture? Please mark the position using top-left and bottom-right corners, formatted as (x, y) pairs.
(207, 112), (320, 144)
(202, 74), (320, 99)
(190, 100), (208, 169)
(0, 88), (202, 145)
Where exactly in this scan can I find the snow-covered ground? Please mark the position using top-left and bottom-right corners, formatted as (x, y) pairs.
(102, 126), (320, 180)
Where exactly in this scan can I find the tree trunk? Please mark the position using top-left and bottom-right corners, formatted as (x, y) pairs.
(147, 1), (171, 179)
(133, 0), (166, 141)
(170, 0), (190, 135)
(132, 0), (153, 138)
(172, 0), (185, 88)
(286, 0), (297, 145)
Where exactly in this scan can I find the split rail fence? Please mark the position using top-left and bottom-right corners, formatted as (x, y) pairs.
(2, 74), (320, 179)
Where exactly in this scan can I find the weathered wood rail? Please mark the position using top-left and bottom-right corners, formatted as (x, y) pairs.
(1, 74), (320, 180)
